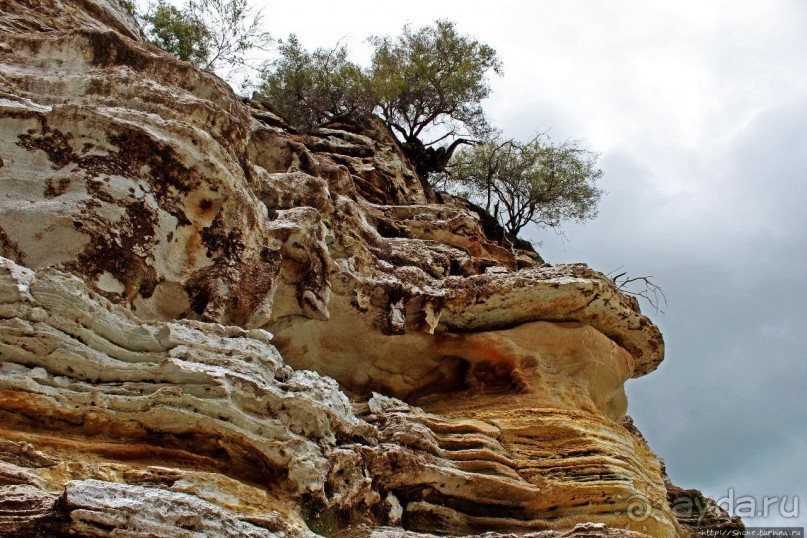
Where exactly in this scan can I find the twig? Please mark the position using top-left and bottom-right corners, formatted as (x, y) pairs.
(607, 267), (668, 314)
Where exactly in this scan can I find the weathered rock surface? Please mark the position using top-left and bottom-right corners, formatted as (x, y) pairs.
(0, 1), (739, 536)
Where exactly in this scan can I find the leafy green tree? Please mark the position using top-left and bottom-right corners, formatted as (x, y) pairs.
(140, 0), (270, 78)
(259, 36), (373, 128)
(368, 19), (501, 145)
(141, 0), (211, 65)
(444, 135), (603, 238)
(367, 20), (502, 174)
(258, 20), (501, 175)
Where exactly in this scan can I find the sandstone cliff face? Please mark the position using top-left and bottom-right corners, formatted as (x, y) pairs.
(0, 1), (740, 536)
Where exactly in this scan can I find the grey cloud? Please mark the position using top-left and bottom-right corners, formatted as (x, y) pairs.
(531, 97), (807, 526)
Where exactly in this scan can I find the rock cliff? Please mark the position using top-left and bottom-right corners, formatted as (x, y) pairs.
(0, 1), (741, 536)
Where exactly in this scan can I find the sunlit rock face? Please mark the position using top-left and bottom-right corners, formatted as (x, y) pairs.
(0, 1), (741, 536)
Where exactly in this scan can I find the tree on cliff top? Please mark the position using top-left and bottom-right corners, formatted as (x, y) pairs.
(259, 20), (501, 174)
(260, 36), (373, 128)
(442, 134), (603, 238)
(367, 20), (502, 147)
(140, 0), (270, 79)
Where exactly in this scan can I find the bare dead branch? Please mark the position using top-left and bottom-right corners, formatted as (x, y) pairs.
(608, 267), (668, 314)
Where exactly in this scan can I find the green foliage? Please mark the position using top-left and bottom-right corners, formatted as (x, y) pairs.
(118, 0), (137, 17)
(142, 0), (211, 66)
(259, 19), (500, 148)
(443, 135), (603, 237)
(368, 19), (502, 145)
(259, 36), (373, 128)
(140, 0), (270, 78)
(254, 20), (604, 242)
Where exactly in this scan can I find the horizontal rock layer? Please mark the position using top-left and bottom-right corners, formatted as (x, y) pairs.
(0, 257), (681, 536)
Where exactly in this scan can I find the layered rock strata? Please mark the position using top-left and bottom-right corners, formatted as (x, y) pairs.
(0, 1), (739, 536)
(0, 258), (677, 535)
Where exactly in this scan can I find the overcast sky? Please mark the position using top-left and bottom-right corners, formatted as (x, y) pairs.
(255, 0), (807, 527)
